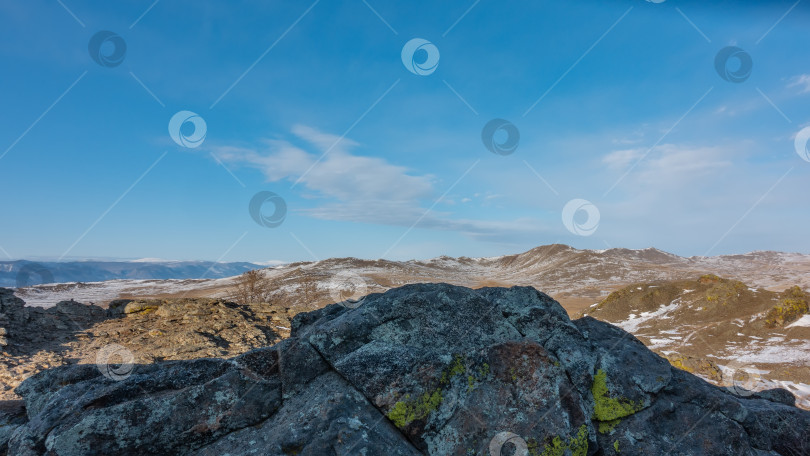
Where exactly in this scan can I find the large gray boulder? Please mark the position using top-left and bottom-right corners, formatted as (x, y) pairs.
(4, 284), (809, 455)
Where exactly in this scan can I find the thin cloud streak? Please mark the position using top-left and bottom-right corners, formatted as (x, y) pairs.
(213, 126), (551, 243)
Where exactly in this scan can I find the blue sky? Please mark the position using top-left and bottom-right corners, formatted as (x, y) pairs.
(1, 0), (809, 263)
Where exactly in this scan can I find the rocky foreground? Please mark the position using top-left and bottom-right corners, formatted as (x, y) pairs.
(1, 284), (809, 455)
(0, 288), (293, 401)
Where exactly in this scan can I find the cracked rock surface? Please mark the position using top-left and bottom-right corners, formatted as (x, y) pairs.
(3, 284), (809, 455)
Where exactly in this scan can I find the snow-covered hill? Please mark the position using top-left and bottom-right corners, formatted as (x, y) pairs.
(12, 244), (810, 310)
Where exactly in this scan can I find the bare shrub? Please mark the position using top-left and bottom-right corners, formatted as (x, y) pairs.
(299, 273), (318, 308)
(232, 269), (276, 304)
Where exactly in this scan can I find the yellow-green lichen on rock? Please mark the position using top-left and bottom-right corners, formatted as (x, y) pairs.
(122, 301), (160, 316)
(531, 435), (565, 456)
(478, 363), (490, 377)
(591, 369), (643, 422)
(566, 424), (589, 456)
(698, 274), (721, 284)
(387, 389), (443, 428)
(440, 354), (466, 384)
(526, 424), (588, 456)
(664, 354), (722, 383)
(388, 353), (491, 429)
(764, 286), (808, 327)
(597, 419), (620, 434)
(467, 375), (476, 392)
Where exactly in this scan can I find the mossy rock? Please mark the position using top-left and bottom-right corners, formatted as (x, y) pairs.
(764, 286), (808, 327)
(665, 354), (722, 382)
(591, 369), (643, 422)
(698, 274), (721, 284)
(527, 425), (589, 456)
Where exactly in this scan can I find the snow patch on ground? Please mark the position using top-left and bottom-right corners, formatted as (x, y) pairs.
(14, 278), (226, 307)
(648, 338), (677, 349)
(730, 342), (810, 364)
(615, 299), (681, 333)
(787, 314), (810, 328)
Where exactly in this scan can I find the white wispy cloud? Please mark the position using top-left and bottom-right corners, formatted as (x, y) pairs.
(212, 126), (549, 243)
(603, 144), (732, 184)
(214, 127), (434, 205)
(788, 74), (810, 94)
(602, 148), (644, 169)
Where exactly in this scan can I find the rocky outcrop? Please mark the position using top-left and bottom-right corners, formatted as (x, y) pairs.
(0, 290), (29, 348)
(3, 284), (809, 455)
(664, 354), (724, 383)
(0, 289), (108, 352)
(0, 401), (25, 455)
(0, 290), (292, 401)
(0, 290), (109, 401)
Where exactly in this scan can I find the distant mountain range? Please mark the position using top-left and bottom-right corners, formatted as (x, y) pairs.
(0, 260), (264, 288)
(10, 244), (810, 310)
